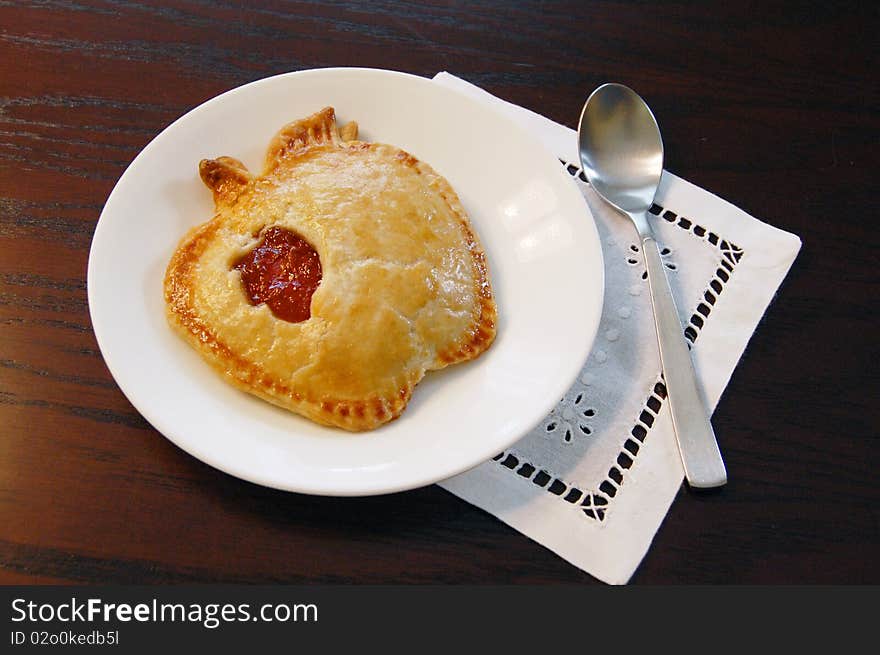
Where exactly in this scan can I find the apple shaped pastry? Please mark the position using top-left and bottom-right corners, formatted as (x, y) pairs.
(164, 107), (496, 431)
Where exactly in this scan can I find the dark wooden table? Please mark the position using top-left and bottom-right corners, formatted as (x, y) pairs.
(1, 1), (876, 585)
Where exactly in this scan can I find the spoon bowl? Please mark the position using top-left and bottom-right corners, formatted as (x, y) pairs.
(578, 84), (665, 214)
(578, 83), (727, 488)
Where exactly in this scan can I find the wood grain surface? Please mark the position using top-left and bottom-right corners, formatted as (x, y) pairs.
(1, 0), (877, 584)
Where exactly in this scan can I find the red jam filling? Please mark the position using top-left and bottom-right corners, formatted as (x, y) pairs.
(232, 227), (322, 323)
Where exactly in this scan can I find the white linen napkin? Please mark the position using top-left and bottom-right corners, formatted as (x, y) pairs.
(432, 72), (801, 585)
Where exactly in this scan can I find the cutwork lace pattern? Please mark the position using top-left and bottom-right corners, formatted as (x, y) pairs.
(490, 161), (744, 521)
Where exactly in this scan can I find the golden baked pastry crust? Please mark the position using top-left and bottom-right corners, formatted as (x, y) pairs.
(164, 107), (496, 431)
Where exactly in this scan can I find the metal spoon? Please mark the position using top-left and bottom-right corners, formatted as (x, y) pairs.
(578, 83), (727, 488)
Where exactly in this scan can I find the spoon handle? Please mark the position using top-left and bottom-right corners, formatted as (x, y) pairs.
(641, 232), (727, 488)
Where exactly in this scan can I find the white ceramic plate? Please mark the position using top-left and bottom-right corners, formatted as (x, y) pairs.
(88, 68), (604, 496)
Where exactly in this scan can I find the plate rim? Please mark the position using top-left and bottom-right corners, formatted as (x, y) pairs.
(87, 67), (605, 496)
